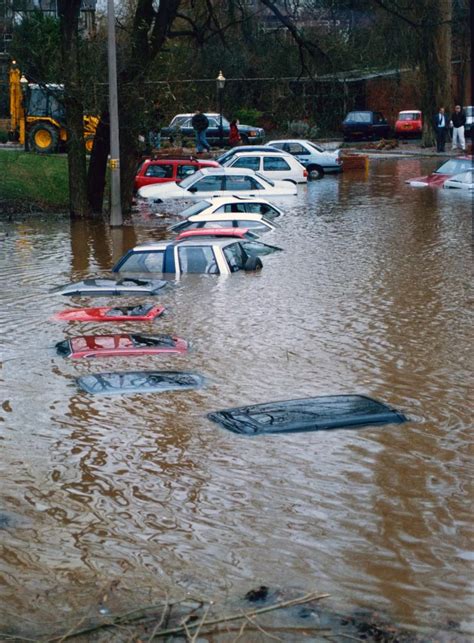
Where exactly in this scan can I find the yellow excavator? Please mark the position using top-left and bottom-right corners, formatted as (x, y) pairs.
(9, 64), (98, 153)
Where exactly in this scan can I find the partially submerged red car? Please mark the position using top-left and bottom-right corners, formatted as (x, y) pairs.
(134, 156), (220, 191)
(406, 156), (473, 187)
(395, 110), (422, 138)
(56, 334), (187, 359)
(175, 228), (258, 241)
(53, 304), (165, 322)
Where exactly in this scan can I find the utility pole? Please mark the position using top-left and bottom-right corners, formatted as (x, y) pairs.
(107, 0), (122, 226)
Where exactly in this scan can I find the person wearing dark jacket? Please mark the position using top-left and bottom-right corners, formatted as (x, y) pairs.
(433, 107), (448, 152)
(191, 110), (210, 153)
(450, 105), (466, 151)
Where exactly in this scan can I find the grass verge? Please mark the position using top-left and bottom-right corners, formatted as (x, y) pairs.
(0, 149), (69, 211)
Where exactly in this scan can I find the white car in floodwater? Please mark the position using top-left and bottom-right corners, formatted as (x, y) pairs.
(137, 167), (297, 202)
(443, 170), (474, 190)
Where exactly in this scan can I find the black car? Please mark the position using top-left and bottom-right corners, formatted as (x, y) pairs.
(161, 113), (265, 147)
(342, 110), (391, 141)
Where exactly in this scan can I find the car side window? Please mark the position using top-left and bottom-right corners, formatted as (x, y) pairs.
(287, 143), (307, 155)
(202, 220), (233, 228)
(177, 164), (198, 179)
(263, 157), (291, 171)
(223, 203), (247, 213)
(207, 118), (219, 127)
(231, 157), (261, 171)
(238, 220), (269, 232)
(223, 242), (246, 272)
(145, 164), (174, 178)
(224, 175), (262, 191)
(191, 176), (224, 192)
(178, 246), (219, 273)
(119, 251), (165, 272)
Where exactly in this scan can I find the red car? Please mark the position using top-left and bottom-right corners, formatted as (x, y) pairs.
(56, 334), (188, 359)
(53, 304), (165, 322)
(134, 156), (220, 191)
(407, 156), (473, 187)
(395, 110), (422, 138)
(175, 228), (258, 241)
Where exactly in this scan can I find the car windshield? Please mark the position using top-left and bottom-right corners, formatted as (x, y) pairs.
(345, 112), (371, 123)
(179, 170), (205, 188)
(179, 200), (211, 217)
(169, 115), (189, 127)
(465, 106), (473, 116)
(306, 141), (325, 153)
(435, 159), (472, 174)
(398, 112), (420, 120)
(255, 172), (274, 186)
(450, 170), (474, 182)
(216, 150), (235, 164)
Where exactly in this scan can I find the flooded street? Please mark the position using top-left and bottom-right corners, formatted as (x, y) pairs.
(0, 158), (472, 638)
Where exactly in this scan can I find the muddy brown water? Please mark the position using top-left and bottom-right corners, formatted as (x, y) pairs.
(0, 158), (472, 638)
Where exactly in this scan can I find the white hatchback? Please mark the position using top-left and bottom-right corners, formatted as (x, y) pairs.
(137, 167), (297, 201)
(176, 196), (284, 221)
(222, 150), (308, 183)
(169, 211), (278, 235)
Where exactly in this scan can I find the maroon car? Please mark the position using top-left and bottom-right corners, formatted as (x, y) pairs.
(407, 156), (472, 187)
(56, 334), (188, 359)
(53, 304), (165, 322)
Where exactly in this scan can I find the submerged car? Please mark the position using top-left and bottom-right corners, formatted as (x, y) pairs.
(77, 370), (205, 395)
(169, 211), (278, 235)
(222, 150), (308, 183)
(53, 304), (165, 322)
(407, 157), (473, 187)
(134, 156), (219, 191)
(443, 170), (474, 190)
(342, 110), (391, 141)
(266, 139), (343, 178)
(394, 110), (422, 138)
(113, 238), (263, 275)
(216, 145), (282, 165)
(52, 278), (168, 296)
(160, 113), (265, 146)
(175, 196), (284, 221)
(137, 167), (297, 201)
(174, 228), (282, 256)
(56, 334), (187, 359)
(208, 395), (407, 435)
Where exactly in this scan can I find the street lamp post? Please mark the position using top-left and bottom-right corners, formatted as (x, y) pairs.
(216, 71), (226, 148)
(107, 0), (122, 226)
(19, 74), (29, 151)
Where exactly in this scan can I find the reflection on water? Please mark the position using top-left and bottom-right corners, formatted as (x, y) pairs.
(0, 158), (472, 637)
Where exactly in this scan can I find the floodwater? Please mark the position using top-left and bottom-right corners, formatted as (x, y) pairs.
(0, 158), (472, 639)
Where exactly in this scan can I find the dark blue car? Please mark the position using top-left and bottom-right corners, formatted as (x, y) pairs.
(342, 110), (391, 141)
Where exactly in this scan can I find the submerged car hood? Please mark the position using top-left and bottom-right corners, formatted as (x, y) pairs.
(406, 173), (450, 187)
(138, 181), (186, 199)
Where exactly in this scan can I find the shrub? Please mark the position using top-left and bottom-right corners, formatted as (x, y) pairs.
(234, 108), (263, 125)
(287, 120), (319, 139)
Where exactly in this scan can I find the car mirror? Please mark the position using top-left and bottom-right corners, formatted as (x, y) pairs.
(188, 186), (198, 193)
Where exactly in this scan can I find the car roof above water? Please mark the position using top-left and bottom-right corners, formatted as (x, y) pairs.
(131, 238), (243, 251)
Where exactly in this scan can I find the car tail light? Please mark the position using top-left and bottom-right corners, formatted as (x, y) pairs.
(303, 169), (308, 177)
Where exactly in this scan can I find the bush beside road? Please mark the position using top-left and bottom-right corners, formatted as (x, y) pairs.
(0, 150), (69, 213)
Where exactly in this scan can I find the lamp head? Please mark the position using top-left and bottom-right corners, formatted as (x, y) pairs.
(216, 70), (226, 90)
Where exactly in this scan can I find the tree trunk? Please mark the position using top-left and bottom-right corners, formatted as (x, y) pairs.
(87, 116), (110, 213)
(58, 0), (90, 217)
(418, 0), (452, 147)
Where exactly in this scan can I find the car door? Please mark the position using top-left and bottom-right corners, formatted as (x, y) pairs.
(262, 156), (293, 181)
(228, 156), (261, 173)
(223, 174), (265, 196)
(282, 142), (311, 166)
(374, 112), (389, 138)
(186, 174), (225, 198)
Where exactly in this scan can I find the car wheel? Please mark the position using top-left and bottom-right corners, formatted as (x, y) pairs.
(307, 165), (324, 180)
(29, 122), (59, 153)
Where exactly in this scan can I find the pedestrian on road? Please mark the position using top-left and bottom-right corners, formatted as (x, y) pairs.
(450, 105), (466, 151)
(229, 119), (241, 146)
(192, 110), (210, 153)
(433, 107), (448, 153)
